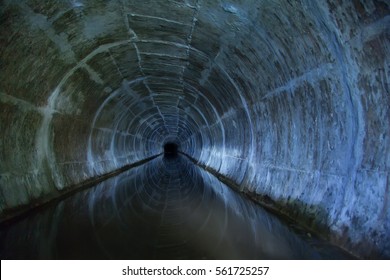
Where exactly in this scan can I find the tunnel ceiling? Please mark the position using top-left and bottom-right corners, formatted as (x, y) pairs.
(0, 0), (389, 258)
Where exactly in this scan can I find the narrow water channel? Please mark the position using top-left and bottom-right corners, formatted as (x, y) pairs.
(0, 156), (354, 259)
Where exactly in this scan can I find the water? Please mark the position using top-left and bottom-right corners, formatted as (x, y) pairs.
(0, 156), (353, 259)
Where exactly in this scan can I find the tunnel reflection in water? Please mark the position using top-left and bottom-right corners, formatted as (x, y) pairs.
(0, 156), (353, 259)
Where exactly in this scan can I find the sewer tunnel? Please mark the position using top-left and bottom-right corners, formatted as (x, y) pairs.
(0, 0), (389, 259)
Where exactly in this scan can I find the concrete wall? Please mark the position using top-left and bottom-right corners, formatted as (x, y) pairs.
(0, 0), (389, 258)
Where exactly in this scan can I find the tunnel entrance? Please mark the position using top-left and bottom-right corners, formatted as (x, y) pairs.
(164, 142), (178, 157)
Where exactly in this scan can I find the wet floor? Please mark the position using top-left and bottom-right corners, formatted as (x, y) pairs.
(0, 156), (354, 259)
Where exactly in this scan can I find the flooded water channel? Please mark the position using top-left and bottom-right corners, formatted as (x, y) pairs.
(0, 156), (353, 259)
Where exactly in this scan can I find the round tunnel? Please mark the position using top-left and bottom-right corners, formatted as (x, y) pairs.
(0, 0), (389, 259)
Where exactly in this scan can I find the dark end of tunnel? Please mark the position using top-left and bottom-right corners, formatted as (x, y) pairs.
(163, 142), (179, 158)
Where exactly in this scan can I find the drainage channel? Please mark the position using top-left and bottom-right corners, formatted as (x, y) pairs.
(0, 155), (354, 259)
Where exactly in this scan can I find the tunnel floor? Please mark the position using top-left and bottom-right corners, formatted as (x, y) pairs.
(0, 156), (354, 260)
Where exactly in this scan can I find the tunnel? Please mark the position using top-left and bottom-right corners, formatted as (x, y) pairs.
(164, 142), (179, 157)
(0, 0), (389, 259)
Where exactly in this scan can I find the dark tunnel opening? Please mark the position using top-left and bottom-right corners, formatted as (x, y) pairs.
(164, 142), (179, 157)
(0, 0), (389, 260)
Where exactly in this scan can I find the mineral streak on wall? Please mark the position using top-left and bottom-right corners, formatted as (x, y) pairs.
(0, 0), (389, 258)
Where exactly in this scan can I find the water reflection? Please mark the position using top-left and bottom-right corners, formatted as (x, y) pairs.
(0, 156), (352, 259)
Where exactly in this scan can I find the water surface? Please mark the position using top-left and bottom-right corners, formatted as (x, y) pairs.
(0, 156), (353, 259)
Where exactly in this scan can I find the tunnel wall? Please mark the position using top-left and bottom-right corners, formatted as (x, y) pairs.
(0, 0), (389, 258)
(181, 0), (390, 257)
